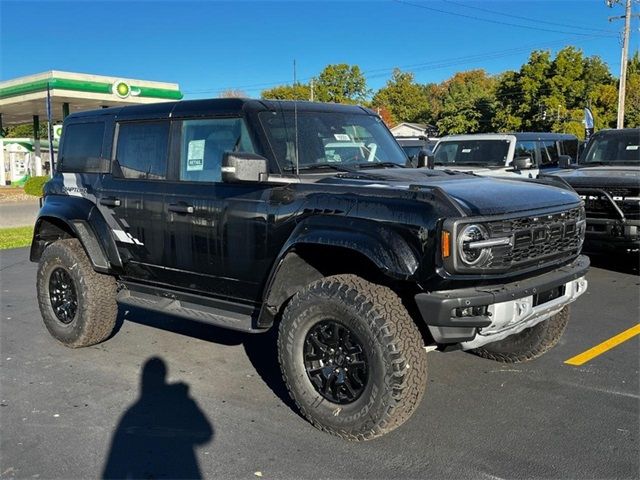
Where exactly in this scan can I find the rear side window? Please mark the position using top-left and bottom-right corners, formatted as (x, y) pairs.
(114, 121), (169, 179)
(59, 122), (106, 173)
(560, 139), (578, 160)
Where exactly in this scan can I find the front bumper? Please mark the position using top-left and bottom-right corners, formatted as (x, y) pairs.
(415, 255), (590, 345)
(584, 217), (640, 252)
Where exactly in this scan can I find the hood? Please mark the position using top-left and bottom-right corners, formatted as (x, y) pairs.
(315, 168), (580, 216)
(547, 166), (640, 188)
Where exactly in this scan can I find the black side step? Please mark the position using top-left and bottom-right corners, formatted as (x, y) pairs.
(116, 282), (264, 334)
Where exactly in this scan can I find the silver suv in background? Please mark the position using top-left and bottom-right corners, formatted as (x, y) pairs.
(432, 132), (579, 178)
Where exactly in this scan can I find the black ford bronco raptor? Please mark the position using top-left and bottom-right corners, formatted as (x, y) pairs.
(31, 99), (589, 440)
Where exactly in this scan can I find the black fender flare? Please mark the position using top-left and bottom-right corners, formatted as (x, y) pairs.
(30, 195), (122, 274)
(257, 215), (422, 327)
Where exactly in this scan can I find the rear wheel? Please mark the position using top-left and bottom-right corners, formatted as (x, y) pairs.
(278, 274), (427, 441)
(471, 306), (570, 363)
(36, 238), (118, 348)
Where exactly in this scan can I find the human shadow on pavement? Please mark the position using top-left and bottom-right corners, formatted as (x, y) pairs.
(116, 307), (298, 414)
(102, 357), (213, 479)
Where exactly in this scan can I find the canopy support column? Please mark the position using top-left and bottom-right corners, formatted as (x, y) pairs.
(33, 115), (42, 177)
(0, 114), (5, 186)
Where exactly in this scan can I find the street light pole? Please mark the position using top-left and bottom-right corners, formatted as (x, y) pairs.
(609, 0), (633, 129)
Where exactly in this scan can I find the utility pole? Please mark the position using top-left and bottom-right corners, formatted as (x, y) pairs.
(608, 0), (635, 128)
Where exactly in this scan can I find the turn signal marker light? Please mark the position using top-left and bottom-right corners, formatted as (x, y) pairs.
(441, 230), (451, 258)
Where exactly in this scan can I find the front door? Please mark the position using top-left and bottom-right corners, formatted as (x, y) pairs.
(162, 117), (273, 303)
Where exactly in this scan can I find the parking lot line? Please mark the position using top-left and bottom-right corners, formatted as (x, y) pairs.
(565, 323), (640, 366)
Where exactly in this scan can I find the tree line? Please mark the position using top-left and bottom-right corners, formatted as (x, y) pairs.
(258, 47), (640, 139)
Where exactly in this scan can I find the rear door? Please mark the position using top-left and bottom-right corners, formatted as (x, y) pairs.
(97, 120), (172, 284)
(162, 117), (273, 303)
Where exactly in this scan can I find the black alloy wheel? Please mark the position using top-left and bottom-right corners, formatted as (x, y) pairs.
(48, 267), (78, 324)
(303, 320), (369, 404)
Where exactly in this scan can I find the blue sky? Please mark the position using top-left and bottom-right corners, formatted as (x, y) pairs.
(1, 1), (638, 99)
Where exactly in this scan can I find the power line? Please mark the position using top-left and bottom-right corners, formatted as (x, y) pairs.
(183, 35), (606, 95)
(392, 0), (618, 38)
(442, 0), (617, 35)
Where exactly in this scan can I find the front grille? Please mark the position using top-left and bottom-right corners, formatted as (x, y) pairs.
(577, 187), (640, 219)
(483, 206), (585, 269)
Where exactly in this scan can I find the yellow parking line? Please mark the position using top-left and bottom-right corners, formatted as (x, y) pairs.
(565, 323), (640, 366)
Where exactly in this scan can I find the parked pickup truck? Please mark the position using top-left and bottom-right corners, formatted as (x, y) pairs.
(543, 128), (640, 253)
(31, 99), (589, 440)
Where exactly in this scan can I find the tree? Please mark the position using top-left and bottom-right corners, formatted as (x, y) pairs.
(261, 83), (311, 101)
(4, 122), (49, 139)
(219, 88), (248, 98)
(435, 70), (497, 135)
(314, 64), (369, 104)
(371, 69), (430, 125)
(625, 51), (640, 127)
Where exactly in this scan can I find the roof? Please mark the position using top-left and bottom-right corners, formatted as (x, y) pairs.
(0, 70), (182, 125)
(65, 98), (376, 122)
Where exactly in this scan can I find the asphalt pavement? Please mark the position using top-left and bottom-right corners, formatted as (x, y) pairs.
(0, 247), (638, 479)
(0, 200), (40, 228)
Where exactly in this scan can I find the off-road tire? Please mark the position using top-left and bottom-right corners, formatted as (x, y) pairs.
(36, 238), (118, 348)
(278, 274), (427, 441)
(471, 306), (570, 363)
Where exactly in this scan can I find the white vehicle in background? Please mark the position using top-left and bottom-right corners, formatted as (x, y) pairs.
(432, 132), (579, 178)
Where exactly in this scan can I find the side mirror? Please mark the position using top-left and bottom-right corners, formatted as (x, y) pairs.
(222, 152), (268, 182)
(512, 156), (534, 170)
(417, 150), (434, 169)
(558, 155), (572, 169)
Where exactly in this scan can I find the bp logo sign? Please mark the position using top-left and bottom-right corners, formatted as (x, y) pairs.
(53, 124), (63, 140)
(111, 80), (140, 99)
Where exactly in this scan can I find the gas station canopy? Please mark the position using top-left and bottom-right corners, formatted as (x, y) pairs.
(0, 70), (182, 185)
(0, 70), (183, 125)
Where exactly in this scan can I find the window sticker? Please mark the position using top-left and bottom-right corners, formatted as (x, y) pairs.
(334, 134), (351, 142)
(626, 145), (639, 150)
(187, 140), (205, 171)
(461, 148), (472, 153)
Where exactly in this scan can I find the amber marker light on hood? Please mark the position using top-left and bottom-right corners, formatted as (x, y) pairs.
(441, 230), (451, 258)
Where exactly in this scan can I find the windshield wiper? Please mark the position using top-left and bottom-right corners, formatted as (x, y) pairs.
(355, 162), (405, 169)
(295, 163), (356, 173)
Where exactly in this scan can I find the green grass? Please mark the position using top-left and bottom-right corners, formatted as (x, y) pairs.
(0, 226), (34, 250)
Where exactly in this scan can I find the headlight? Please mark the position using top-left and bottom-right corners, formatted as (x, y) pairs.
(457, 224), (491, 266)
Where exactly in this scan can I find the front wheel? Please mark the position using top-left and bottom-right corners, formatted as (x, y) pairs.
(36, 238), (118, 348)
(278, 274), (427, 441)
(471, 306), (570, 363)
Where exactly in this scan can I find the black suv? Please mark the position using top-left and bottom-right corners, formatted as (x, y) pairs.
(31, 99), (589, 440)
(544, 128), (640, 253)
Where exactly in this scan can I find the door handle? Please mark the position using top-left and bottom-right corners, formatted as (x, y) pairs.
(168, 203), (194, 214)
(100, 197), (121, 207)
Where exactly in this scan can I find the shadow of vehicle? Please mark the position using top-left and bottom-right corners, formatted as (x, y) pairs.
(116, 307), (298, 414)
(587, 252), (639, 276)
(102, 357), (213, 479)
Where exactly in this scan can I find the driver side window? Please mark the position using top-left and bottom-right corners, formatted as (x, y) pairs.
(179, 118), (255, 182)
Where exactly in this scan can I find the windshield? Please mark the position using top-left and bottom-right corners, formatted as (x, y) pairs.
(259, 111), (407, 171)
(433, 139), (511, 167)
(581, 131), (640, 165)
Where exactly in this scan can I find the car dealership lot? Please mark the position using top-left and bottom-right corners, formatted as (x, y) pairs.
(1, 247), (638, 479)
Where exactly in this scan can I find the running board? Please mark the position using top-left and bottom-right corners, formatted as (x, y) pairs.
(116, 282), (263, 333)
